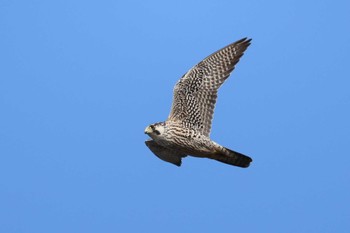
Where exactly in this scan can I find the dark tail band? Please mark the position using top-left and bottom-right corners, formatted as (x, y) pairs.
(215, 148), (252, 168)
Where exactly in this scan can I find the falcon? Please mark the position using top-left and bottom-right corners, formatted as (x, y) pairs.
(145, 38), (252, 168)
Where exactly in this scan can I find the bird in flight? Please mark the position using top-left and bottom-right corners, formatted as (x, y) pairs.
(145, 38), (252, 168)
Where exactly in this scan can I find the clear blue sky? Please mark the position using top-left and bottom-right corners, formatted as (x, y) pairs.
(1, 0), (349, 232)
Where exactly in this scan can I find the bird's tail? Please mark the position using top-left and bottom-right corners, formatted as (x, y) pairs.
(214, 147), (252, 168)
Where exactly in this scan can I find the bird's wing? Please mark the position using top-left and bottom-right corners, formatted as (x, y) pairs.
(145, 139), (187, 166)
(168, 38), (251, 137)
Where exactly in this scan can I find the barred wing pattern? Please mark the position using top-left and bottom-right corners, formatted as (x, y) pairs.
(168, 38), (251, 137)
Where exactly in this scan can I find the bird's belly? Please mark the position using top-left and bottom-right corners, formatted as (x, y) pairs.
(171, 138), (215, 157)
(152, 131), (215, 157)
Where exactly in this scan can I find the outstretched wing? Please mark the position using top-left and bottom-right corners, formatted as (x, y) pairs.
(168, 38), (251, 137)
(145, 140), (187, 166)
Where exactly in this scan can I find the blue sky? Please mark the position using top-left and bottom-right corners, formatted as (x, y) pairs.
(1, 0), (349, 232)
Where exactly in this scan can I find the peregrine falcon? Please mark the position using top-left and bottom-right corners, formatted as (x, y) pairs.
(145, 38), (252, 168)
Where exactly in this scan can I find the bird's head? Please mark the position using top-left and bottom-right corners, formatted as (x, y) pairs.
(144, 122), (166, 139)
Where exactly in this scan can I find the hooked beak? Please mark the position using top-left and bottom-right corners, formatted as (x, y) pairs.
(144, 126), (153, 134)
